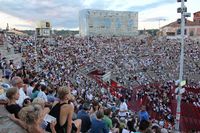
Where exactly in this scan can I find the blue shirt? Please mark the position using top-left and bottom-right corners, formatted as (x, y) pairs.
(139, 111), (149, 122)
(90, 119), (109, 133)
(77, 110), (91, 132)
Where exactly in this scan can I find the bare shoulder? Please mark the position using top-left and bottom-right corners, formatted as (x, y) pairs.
(62, 103), (74, 111)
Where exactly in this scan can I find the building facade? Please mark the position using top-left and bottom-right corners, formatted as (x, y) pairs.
(160, 11), (200, 37)
(79, 9), (138, 37)
(36, 21), (51, 38)
(193, 11), (200, 24)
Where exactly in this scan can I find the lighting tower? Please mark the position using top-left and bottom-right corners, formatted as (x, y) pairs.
(175, 0), (191, 132)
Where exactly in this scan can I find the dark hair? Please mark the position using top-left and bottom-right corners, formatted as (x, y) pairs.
(40, 84), (47, 92)
(112, 117), (120, 128)
(120, 97), (124, 102)
(127, 119), (136, 132)
(92, 100), (99, 111)
(139, 120), (150, 131)
(32, 83), (40, 93)
(96, 111), (104, 119)
(23, 78), (29, 84)
(30, 81), (35, 86)
(152, 125), (161, 133)
(104, 108), (111, 116)
(23, 98), (31, 107)
(83, 103), (91, 110)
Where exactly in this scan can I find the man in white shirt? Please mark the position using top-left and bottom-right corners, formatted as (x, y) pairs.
(10, 76), (29, 107)
(118, 97), (128, 117)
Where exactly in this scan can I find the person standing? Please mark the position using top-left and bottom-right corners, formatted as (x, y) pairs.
(90, 111), (109, 133)
(47, 86), (81, 133)
(118, 97), (128, 118)
(77, 102), (91, 133)
(139, 106), (149, 122)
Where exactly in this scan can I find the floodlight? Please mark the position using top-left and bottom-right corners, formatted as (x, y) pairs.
(177, 29), (181, 35)
(177, 8), (182, 13)
(184, 12), (191, 17)
(177, 19), (181, 24)
(177, 0), (187, 2)
(177, 18), (187, 24)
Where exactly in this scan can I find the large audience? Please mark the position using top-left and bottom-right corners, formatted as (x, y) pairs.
(0, 33), (200, 133)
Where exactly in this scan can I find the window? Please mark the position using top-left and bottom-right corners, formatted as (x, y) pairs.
(46, 22), (50, 28)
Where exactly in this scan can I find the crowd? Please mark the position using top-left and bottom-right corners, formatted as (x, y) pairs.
(136, 82), (174, 130)
(0, 33), (200, 132)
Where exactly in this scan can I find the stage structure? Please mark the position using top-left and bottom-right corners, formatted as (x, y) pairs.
(79, 9), (138, 37)
(36, 21), (51, 38)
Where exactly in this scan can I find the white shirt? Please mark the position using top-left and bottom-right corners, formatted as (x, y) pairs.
(71, 89), (77, 96)
(119, 102), (128, 117)
(0, 93), (7, 100)
(16, 88), (28, 107)
(27, 86), (33, 97)
(87, 93), (93, 101)
(37, 91), (48, 102)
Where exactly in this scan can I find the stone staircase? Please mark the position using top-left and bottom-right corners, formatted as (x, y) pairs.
(0, 37), (23, 77)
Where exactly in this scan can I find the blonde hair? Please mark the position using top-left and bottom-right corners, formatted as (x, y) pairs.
(57, 86), (71, 100)
(18, 104), (42, 125)
(32, 98), (45, 109)
(6, 87), (18, 99)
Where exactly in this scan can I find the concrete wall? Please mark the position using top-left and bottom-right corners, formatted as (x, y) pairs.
(79, 9), (138, 37)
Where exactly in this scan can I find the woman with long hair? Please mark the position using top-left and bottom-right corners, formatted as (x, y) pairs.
(47, 86), (81, 133)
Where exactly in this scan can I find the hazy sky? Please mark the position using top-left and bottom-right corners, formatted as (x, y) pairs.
(0, 0), (199, 30)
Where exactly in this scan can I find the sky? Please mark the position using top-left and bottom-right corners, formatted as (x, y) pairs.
(0, 0), (199, 30)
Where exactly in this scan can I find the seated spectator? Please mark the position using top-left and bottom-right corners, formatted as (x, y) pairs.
(112, 117), (120, 131)
(32, 97), (51, 129)
(19, 104), (56, 133)
(90, 111), (109, 133)
(77, 102), (91, 133)
(152, 125), (161, 133)
(103, 108), (113, 130)
(31, 83), (41, 100)
(22, 98), (31, 107)
(5, 87), (21, 118)
(89, 100), (100, 121)
(139, 120), (151, 133)
(26, 81), (35, 97)
(10, 76), (28, 107)
(103, 108), (119, 133)
(37, 84), (48, 102)
(47, 87), (58, 102)
(127, 118), (136, 132)
(139, 106), (149, 122)
(47, 86), (81, 133)
(32, 97), (50, 115)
